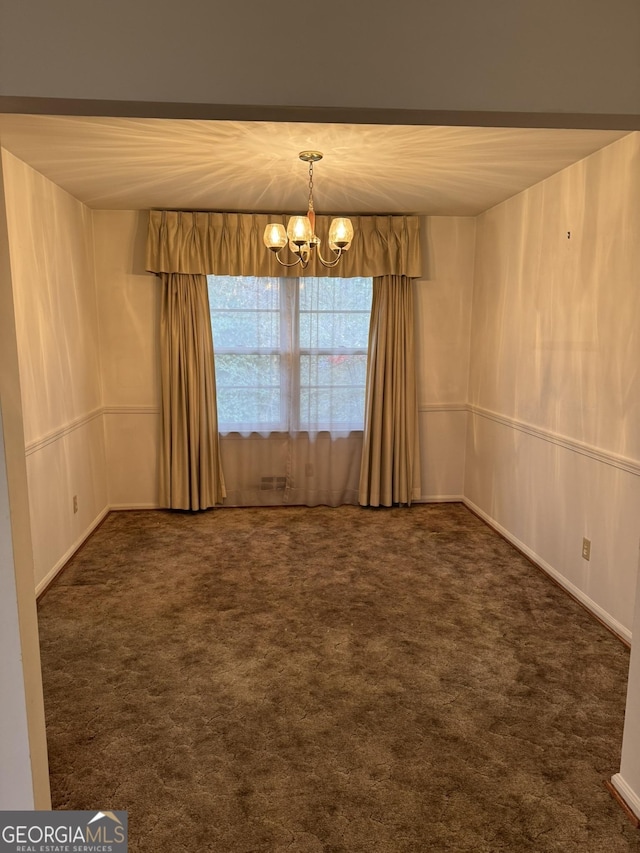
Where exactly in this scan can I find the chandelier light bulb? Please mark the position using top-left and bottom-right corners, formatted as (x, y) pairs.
(328, 217), (354, 249)
(287, 215), (313, 246)
(264, 223), (287, 251)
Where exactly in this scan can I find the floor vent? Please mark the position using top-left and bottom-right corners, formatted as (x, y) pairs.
(260, 476), (287, 491)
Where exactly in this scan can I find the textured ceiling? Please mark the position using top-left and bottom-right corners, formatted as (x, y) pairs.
(0, 114), (629, 216)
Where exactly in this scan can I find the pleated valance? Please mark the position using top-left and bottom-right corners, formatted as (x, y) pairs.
(146, 210), (422, 278)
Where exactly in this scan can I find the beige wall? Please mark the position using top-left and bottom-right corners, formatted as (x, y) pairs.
(464, 131), (640, 813)
(2, 149), (109, 591)
(415, 216), (475, 499)
(91, 211), (476, 507)
(0, 148), (50, 808)
(466, 132), (640, 638)
(93, 210), (160, 508)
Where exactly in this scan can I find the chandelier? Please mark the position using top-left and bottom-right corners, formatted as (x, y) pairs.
(263, 151), (354, 269)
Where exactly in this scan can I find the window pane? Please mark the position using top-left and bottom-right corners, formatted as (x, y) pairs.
(299, 277), (371, 429)
(300, 354), (368, 388)
(215, 354), (282, 430)
(299, 312), (370, 350)
(299, 277), (371, 312)
(217, 387), (282, 430)
(209, 277), (284, 430)
(299, 277), (371, 350)
(215, 354), (281, 388)
(211, 276), (280, 310)
(208, 275), (371, 434)
(300, 354), (368, 429)
(209, 275), (280, 349)
(300, 386), (368, 430)
(211, 310), (280, 349)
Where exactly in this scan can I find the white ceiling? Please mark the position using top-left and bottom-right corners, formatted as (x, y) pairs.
(0, 114), (629, 216)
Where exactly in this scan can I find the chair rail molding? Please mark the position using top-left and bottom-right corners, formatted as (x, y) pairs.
(469, 404), (640, 478)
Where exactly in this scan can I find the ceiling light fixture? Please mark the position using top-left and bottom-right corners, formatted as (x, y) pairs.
(263, 151), (354, 269)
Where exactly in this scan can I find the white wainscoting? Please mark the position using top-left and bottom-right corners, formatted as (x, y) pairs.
(35, 507), (109, 597)
(465, 406), (640, 641)
(29, 405), (161, 596)
(28, 404), (162, 596)
(417, 404), (467, 502)
(469, 405), (640, 478)
(25, 411), (109, 593)
(24, 408), (104, 458)
(31, 402), (640, 644)
(103, 404), (470, 509)
(103, 406), (161, 509)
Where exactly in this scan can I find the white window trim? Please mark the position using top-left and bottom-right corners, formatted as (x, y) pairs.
(209, 275), (371, 436)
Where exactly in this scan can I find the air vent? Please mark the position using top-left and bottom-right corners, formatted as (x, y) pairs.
(260, 476), (287, 491)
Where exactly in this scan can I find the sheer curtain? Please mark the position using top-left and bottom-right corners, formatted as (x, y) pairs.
(359, 275), (421, 507)
(159, 273), (225, 510)
(209, 275), (370, 507)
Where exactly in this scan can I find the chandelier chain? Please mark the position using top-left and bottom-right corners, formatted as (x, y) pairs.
(308, 161), (315, 212)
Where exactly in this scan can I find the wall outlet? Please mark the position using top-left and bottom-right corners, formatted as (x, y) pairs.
(73, 495), (78, 514)
(582, 537), (591, 561)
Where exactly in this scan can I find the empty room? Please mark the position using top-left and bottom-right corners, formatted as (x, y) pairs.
(1, 2), (640, 851)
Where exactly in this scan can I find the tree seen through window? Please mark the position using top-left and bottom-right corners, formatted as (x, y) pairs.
(207, 276), (372, 433)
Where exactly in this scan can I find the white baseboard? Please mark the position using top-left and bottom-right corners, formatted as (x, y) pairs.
(35, 504), (159, 597)
(35, 506), (110, 598)
(463, 498), (632, 645)
(416, 494), (465, 503)
(611, 773), (640, 821)
(108, 502), (161, 510)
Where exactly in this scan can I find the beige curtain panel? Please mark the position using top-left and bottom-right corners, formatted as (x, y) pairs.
(159, 273), (226, 510)
(359, 275), (421, 507)
(146, 210), (422, 278)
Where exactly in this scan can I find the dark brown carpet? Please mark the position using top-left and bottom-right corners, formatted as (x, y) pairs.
(37, 503), (640, 852)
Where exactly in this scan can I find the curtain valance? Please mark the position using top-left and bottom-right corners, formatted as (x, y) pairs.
(146, 210), (422, 278)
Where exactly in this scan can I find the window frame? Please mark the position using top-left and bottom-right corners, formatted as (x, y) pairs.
(208, 275), (372, 435)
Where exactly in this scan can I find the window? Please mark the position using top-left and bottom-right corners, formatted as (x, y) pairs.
(208, 276), (372, 434)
